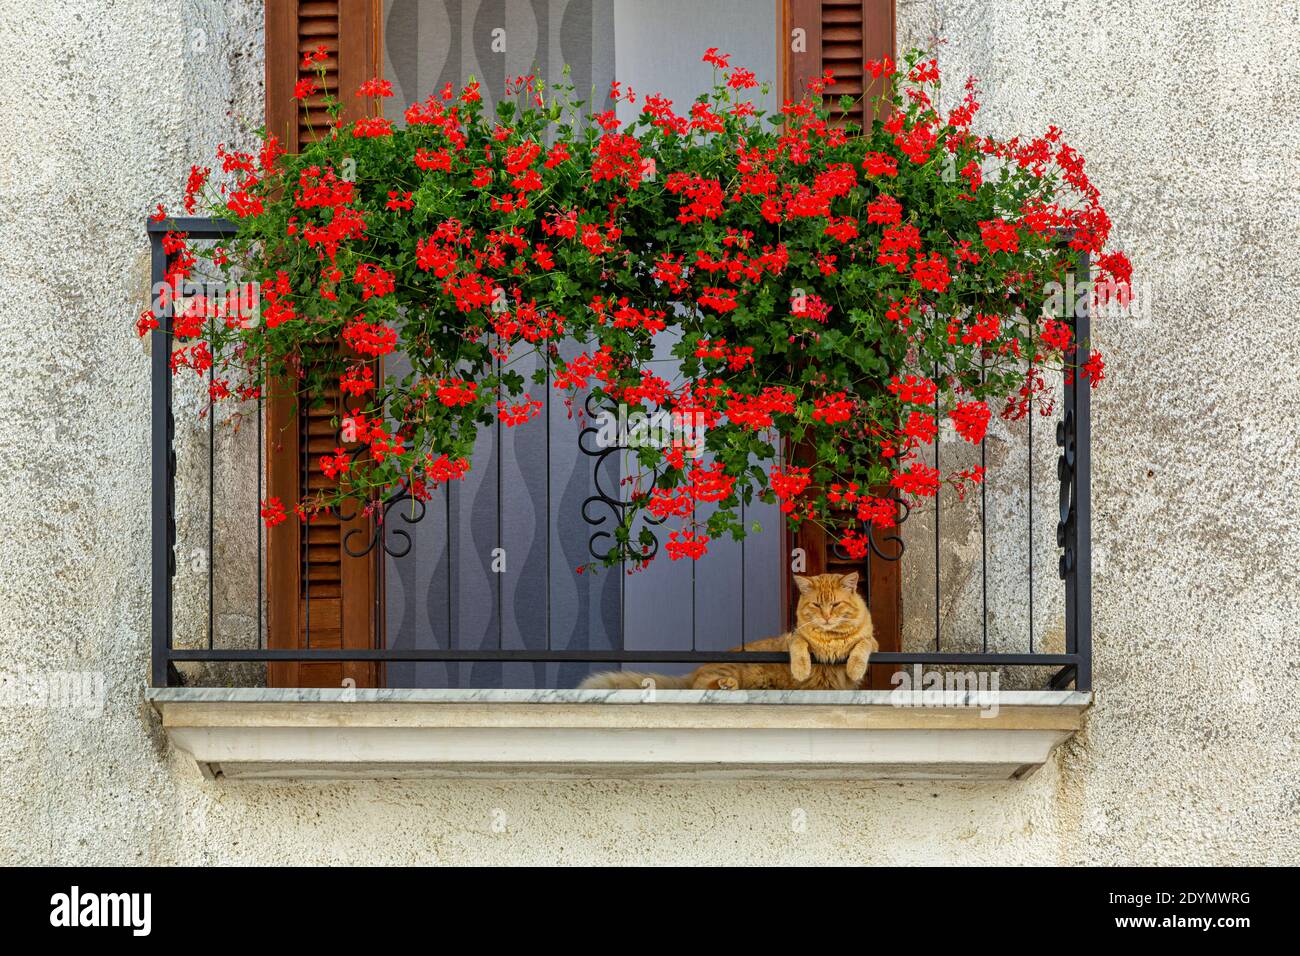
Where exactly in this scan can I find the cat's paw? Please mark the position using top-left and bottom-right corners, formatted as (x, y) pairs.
(846, 656), (869, 682)
(715, 676), (740, 691)
(790, 658), (812, 682)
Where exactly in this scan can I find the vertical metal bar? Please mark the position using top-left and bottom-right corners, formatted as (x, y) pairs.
(257, 391), (264, 650)
(377, 358), (390, 661)
(374, 371), (386, 661)
(303, 404), (310, 650)
(150, 232), (174, 687)
(1073, 252), (1093, 691)
(207, 321), (215, 652)
(864, 537), (872, 609)
(496, 346), (503, 650)
(445, 482), (452, 648)
(626, 444), (631, 655)
(690, 498), (696, 653)
(374, 504), (382, 656)
(545, 349), (552, 652)
(1028, 388), (1034, 653)
(981, 359), (988, 654)
(933, 361), (940, 653)
(619, 547), (626, 651)
(739, 496), (745, 649)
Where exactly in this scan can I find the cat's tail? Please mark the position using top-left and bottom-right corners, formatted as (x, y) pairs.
(578, 670), (693, 690)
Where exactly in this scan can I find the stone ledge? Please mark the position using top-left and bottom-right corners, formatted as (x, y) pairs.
(146, 688), (1091, 782)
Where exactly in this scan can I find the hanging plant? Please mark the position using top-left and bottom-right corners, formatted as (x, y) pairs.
(141, 45), (1128, 569)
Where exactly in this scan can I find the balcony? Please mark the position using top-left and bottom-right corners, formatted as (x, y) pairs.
(146, 218), (1093, 780)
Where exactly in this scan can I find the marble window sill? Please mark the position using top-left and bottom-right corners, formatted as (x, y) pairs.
(147, 687), (1091, 782)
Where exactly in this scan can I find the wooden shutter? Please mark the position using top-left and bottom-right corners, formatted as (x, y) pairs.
(264, 1), (382, 688)
(783, 0), (895, 127)
(782, 0), (900, 688)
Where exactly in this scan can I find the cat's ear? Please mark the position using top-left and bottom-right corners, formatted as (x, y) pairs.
(838, 571), (860, 592)
(793, 575), (814, 595)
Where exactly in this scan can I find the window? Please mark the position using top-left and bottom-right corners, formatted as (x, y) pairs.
(257, 0), (898, 689)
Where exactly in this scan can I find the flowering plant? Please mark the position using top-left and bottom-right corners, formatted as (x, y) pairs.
(143, 46), (1127, 567)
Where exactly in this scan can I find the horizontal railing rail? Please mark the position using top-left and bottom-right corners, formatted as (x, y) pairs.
(149, 217), (1092, 691)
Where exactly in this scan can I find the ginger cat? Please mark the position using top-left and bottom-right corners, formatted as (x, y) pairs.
(580, 572), (876, 691)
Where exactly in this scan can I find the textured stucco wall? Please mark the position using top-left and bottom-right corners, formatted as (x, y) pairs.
(0, 0), (1296, 865)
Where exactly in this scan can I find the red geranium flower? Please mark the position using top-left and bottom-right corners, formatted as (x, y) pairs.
(260, 497), (288, 527)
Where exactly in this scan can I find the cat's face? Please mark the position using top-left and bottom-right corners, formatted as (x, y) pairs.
(793, 572), (867, 629)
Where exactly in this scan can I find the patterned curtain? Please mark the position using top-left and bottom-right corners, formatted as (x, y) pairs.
(380, 0), (782, 689)
(383, 0), (616, 123)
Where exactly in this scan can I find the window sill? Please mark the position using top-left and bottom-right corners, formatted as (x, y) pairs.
(146, 688), (1090, 782)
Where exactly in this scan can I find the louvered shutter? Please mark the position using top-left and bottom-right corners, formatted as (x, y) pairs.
(264, 0), (381, 688)
(782, 0), (900, 688)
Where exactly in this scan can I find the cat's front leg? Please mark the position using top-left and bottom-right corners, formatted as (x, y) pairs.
(789, 636), (812, 683)
(845, 638), (875, 683)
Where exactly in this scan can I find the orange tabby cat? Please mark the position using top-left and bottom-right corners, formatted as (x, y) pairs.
(580, 572), (876, 690)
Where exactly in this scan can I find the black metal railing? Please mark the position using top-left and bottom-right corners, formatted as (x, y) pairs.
(149, 217), (1092, 691)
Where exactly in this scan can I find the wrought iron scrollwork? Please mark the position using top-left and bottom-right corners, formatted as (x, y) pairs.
(578, 392), (665, 562)
(325, 419), (429, 559)
(342, 488), (427, 558)
(829, 496), (911, 562)
(1056, 409), (1076, 579)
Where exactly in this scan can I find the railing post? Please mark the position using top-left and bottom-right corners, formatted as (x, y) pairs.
(1072, 253), (1093, 691)
(1058, 251), (1093, 692)
(150, 227), (174, 687)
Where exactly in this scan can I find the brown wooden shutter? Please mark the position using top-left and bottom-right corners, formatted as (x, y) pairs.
(781, 0), (900, 688)
(783, 0), (896, 127)
(264, 1), (382, 688)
